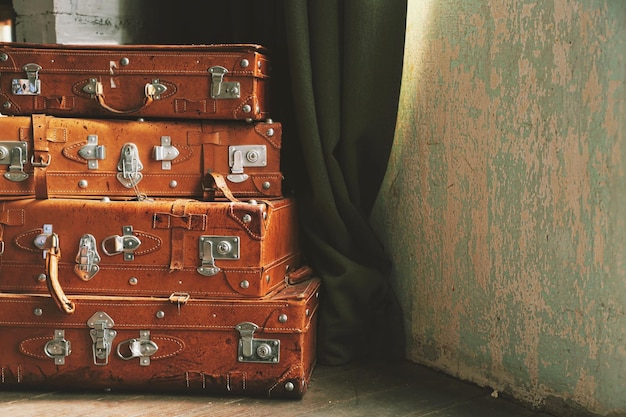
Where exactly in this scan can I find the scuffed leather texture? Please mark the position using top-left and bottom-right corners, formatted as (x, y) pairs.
(0, 115), (282, 200)
(0, 197), (300, 298)
(0, 42), (270, 121)
(0, 278), (319, 398)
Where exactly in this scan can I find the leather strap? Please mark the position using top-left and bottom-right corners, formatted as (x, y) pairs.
(202, 172), (240, 202)
(31, 114), (50, 199)
(45, 233), (75, 314)
(168, 200), (188, 271)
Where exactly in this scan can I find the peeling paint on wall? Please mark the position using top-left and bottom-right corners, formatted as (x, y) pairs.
(371, 1), (626, 415)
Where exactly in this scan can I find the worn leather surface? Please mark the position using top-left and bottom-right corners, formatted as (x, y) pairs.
(0, 197), (300, 298)
(0, 277), (319, 397)
(0, 115), (282, 200)
(0, 42), (270, 121)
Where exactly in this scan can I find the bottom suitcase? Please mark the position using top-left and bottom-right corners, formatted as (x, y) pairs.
(0, 277), (320, 398)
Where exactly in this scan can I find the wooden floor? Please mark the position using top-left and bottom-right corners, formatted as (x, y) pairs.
(0, 360), (554, 417)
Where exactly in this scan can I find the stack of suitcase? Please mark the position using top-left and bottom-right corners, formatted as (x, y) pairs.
(0, 42), (319, 397)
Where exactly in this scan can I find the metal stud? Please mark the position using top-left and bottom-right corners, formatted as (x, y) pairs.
(242, 214), (252, 223)
(262, 182), (271, 190)
(240, 59), (249, 68)
(33, 308), (43, 316)
(169, 180), (178, 188)
(242, 104), (252, 113)
(278, 314), (288, 323)
(120, 57), (130, 66)
(156, 310), (165, 319)
(3, 101), (11, 109)
(284, 381), (294, 391)
(266, 128), (274, 137)
(240, 280), (250, 289)
(78, 179), (88, 189)
(37, 274), (47, 282)
(0, 53), (7, 61)
(129, 277), (138, 285)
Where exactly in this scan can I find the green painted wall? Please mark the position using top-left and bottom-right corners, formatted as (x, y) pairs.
(371, 1), (625, 415)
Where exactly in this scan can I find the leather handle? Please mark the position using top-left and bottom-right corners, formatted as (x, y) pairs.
(45, 233), (76, 314)
(93, 81), (155, 115)
(203, 171), (240, 202)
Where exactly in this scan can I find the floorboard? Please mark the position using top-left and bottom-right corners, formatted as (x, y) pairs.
(0, 360), (554, 417)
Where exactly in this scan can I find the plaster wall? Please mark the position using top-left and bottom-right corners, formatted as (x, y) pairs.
(372, 1), (625, 415)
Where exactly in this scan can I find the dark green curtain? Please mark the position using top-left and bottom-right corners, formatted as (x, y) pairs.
(149, 0), (407, 365)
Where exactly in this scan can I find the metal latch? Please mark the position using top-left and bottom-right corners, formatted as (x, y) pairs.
(116, 330), (158, 366)
(208, 66), (240, 99)
(33, 224), (54, 256)
(116, 143), (143, 188)
(87, 311), (117, 366)
(82, 78), (167, 99)
(235, 322), (280, 363)
(228, 145), (267, 183)
(153, 136), (179, 170)
(79, 135), (106, 170)
(12, 63), (42, 95)
(74, 233), (101, 281)
(44, 330), (72, 365)
(0, 141), (29, 182)
(197, 236), (239, 277)
(101, 225), (141, 261)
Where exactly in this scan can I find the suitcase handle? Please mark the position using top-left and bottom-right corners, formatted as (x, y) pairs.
(45, 233), (76, 314)
(92, 80), (156, 115)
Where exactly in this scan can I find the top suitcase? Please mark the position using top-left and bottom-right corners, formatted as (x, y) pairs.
(0, 42), (270, 121)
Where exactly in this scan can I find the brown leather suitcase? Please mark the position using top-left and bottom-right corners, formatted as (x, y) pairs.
(0, 197), (301, 309)
(0, 114), (282, 200)
(0, 277), (319, 397)
(0, 42), (270, 121)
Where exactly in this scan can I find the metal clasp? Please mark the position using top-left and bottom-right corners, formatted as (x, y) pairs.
(227, 145), (266, 183)
(1, 142), (29, 182)
(102, 225), (141, 261)
(74, 233), (101, 281)
(153, 136), (179, 170)
(87, 311), (117, 366)
(116, 143), (143, 188)
(33, 224), (54, 256)
(208, 66), (240, 99)
(197, 236), (239, 277)
(12, 63), (42, 95)
(235, 322), (280, 364)
(79, 135), (106, 170)
(116, 330), (158, 366)
(44, 329), (72, 365)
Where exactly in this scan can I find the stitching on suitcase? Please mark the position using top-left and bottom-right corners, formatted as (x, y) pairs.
(151, 336), (185, 360)
(19, 336), (50, 359)
(61, 141), (88, 163)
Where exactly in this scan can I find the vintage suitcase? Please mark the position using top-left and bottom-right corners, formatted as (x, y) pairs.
(0, 42), (270, 121)
(0, 277), (319, 397)
(0, 197), (301, 308)
(0, 114), (282, 200)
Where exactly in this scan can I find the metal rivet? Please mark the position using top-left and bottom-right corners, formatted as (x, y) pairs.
(285, 382), (294, 391)
(129, 277), (138, 285)
(3, 101), (11, 109)
(120, 57), (130, 66)
(240, 59), (249, 68)
(0, 146), (8, 160)
(33, 308), (43, 316)
(262, 181), (271, 190)
(0, 53), (7, 61)
(246, 150), (259, 163)
(242, 104), (252, 113)
(37, 274), (47, 282)
(266, 128), (274, 137)
(278, 314), (288, 323)
(156, 310), (165, 319)
(240, 280), (250, 289)
(242, 214), (252, 223)
(78, 179), (88, 189)
(169, 180), (178, 188)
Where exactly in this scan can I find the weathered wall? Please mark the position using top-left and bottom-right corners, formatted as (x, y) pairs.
(12, 0), (150, 44)
(372, 1), (625, 416)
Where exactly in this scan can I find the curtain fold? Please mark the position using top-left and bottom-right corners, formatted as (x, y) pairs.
(283, 0), (407, 364)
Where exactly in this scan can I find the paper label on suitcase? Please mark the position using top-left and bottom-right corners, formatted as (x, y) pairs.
(0, 115), (282, 200)
(0, 42), (270, 121)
